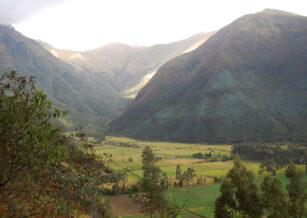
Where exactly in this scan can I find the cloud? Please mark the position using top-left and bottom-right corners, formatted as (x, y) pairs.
(0, 0), (68, 24)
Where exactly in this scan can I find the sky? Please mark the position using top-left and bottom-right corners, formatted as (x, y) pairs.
(1, 0), (306, 51)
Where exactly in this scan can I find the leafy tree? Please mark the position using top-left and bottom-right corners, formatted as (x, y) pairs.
(192, 152), (204, 159)
(259, 158), (278, 176)
(0, 71), (110, 217)
(260, 176), (288, 218)
(137, 146), (181, 217)
(285, 161), (306, 217)
(140, 146), (166, 217)
(214, 155), (262, 218)
(160, 172), (169, 188)
(215, 178), (236, 217)
(176, 164), (182, 179)
(180, 167), (196, 185)
(186, 168), (196, 180)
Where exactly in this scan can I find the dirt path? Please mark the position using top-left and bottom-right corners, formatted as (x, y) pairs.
(106, 195), (142, 216)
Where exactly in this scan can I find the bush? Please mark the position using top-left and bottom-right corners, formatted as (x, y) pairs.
(0, 72), (111, 217)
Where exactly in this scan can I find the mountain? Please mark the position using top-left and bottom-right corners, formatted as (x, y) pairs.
(43, 32), (214, 98)
(109, 9), (307, 143)
(0, 24), (127, 134)
(0, 25), (214, 135)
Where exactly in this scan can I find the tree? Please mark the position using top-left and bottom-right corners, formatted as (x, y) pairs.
(0, 71), (110, 217)
(215, 178), (236, 217)
(285, 161), (306, 217)
(214, 155), (262, 218)
(180, 167), (196, 186)
(160, 172), (168, 188)
(140, 146), (166, 217)
(176, 164), (182, 179)
(186, 168), (196, 180)
(260, 176), (288, 218)
(259, 159), (278, 176)
(137, 146), (182, 217)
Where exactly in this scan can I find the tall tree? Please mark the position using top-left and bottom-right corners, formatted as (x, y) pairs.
(176, 164), (182, 179)
(214, 155), (262, 218)
(285, 161), (306, 217)
(261, 176), (288, 218)
(140, 146), (166, 218)
(215, 178), (237, 217)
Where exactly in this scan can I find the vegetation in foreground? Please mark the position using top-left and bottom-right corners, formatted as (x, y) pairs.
(0, 72), (111, 217)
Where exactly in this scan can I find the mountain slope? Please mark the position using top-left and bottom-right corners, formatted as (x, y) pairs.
(109, 9), (307, 143)
(44, 32), (214, 97)
(0, 24), (127, 134)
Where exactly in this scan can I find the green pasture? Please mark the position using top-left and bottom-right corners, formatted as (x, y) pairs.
(95, 136), (294, 185)
(98, 136), (306, 218)
(122, 174), (307, 218)
(95, 136), (234, 184)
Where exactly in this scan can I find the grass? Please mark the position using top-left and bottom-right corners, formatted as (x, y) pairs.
(95, 136), (292, 185)
(120, 174), (307, 218)
(95, 136), (306, 217)
(95, 136), (236, 184)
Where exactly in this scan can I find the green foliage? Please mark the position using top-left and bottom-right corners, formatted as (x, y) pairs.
(233, 144), (306, 170)
(140, 146), (166, 217)
(176, 164), (182, 179)
(174, 165), (196, 187)
(0, 72), (111, 217)
(160, 172), (169, 188)
(260, 176), (288, 218)
(285, 162), (306, 217)
(164, 175), (307, 218)
(192, 152), (233, 162)
(132, 146), (181, 217)
(214, 155), (262, 218)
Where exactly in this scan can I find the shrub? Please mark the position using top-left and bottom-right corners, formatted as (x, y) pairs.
(0, 72), (111, 217)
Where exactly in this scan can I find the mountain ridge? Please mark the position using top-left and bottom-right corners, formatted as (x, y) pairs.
(0, 25), (215, 135)
(42, 32), (215, 94)
(109, 9), (307, 143)
(0, 24), (127, 134)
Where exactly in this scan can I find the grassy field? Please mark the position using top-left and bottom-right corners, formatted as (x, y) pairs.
(95, 136), (306, 217)
(118, 174), (307, 218)
(95, 136), (291, 185)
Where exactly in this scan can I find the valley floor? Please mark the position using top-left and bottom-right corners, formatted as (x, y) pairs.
(94, 136), (306, 217)
(107, 175), (307, 218)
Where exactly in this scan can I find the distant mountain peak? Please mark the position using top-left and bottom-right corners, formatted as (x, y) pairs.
(261, 8), (301, 16)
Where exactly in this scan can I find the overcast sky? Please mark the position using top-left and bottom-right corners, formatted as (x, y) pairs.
(1, 0), (306, 51)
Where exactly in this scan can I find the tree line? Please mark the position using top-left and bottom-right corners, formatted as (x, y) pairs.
(233, 143), (306, 175)
(215, 155), (306, 218)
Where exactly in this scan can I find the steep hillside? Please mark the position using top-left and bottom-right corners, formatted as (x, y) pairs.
(109, 9), (307, 143)
(0, 25), (127, 134)
(44, 32), (214, 97)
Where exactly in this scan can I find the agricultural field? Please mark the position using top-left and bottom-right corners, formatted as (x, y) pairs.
(95, 136), (289, 185)
(112, 174), (307, 218)
(95, 136), (306, 217)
